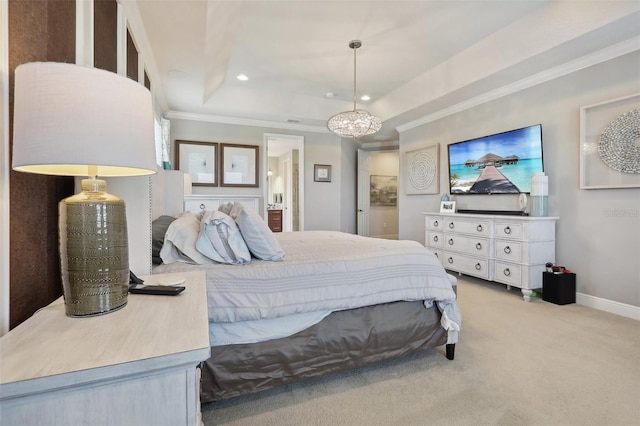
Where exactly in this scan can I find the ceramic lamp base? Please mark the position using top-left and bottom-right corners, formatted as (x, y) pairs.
(59, 179), (129, 317)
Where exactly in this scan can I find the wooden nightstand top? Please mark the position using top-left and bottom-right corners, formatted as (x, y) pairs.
(0, 270), (210, 393)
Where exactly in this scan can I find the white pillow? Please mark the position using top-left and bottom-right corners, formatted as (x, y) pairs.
(196, 210), (251, 264)
(160, 212), (217, 265)
(236, 208), (285, 261)
(218, 202), (233, 216)
(218, 201), (244, 219)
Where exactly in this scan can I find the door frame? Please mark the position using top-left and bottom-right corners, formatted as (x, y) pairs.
(263, 133), (304, 231)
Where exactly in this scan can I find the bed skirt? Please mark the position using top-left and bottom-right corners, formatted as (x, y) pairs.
(201, 300), (448, 402)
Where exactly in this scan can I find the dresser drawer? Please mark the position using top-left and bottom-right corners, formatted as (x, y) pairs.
(494, 221), (523, 240)
(427, 248), (445, 266)
(494, 239), (523, 262)
(493, 261), (522, 287)
(444, 218), (491, 237)
(443, 251), (490, 280)
(426, 231), (444, 248)
(444, 234), (490, 257)
(494, 262), (545, 289)
(426, 216), (444, 231)
(495, 239), (555, 264)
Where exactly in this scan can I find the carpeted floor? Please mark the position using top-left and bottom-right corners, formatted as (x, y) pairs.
(202, 276), (640, 426)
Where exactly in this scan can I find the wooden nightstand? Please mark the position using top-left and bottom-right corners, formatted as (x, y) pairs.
(268, 209), (283, 232)
(0, 271), (210, 426)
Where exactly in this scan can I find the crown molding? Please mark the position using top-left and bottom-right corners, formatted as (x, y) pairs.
(396, 37), (640, 133)
(165, 111), (332, 134)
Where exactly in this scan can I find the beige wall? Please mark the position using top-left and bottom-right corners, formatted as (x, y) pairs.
(169, 118), (358, 232)
(399, 51), (640, 308)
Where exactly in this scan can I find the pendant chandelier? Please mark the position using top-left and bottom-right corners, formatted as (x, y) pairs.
(327, 40), (382, 139)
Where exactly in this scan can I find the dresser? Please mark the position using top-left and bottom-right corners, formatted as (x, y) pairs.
(268, 209), (283, 232)
(0, 271), (210, 426)
(423, 212), (558, 301)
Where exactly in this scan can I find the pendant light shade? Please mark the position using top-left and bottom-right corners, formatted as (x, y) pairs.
(327, 40), (381, 139)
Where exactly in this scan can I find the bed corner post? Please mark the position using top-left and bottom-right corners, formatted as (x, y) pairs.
(445, 344), (455, 360)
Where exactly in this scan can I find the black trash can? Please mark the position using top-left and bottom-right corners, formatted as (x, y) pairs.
(542, 272), (576, 305)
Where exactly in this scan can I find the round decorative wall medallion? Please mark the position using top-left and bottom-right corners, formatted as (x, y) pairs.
(597, 108), (640, 174)
(408, 151), (437, 190)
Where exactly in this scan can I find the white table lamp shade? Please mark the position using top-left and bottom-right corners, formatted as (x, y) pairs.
(11, 62), (157, 317)
(12, 62), (157, 177)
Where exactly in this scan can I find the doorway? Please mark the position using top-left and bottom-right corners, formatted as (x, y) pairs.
(357, 149), (399, 239)
(264, 134), (304, 231)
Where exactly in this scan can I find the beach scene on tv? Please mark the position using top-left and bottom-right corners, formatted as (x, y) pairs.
(448, 125), (544, 194)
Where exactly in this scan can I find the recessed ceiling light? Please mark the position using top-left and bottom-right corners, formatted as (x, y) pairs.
(325, 92), (335, 99)
(361, 95), (371, 101)
(236, 74), (249, 81)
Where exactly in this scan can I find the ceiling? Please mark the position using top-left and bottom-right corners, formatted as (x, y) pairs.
(124, 1), (640, 144)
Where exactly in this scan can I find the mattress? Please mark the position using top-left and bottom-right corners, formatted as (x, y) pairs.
(154, 231), (461, 342)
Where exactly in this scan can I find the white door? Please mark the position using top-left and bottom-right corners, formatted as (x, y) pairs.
(357, 149), (370, 236)
(281, 154), (293, 232)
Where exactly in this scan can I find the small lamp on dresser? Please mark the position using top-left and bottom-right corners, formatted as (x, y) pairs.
(12, 62), (157, 317)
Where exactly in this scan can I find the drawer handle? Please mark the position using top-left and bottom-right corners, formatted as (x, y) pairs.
(476, 224), (483, 232)
(503, 268), (511, 277)
(448, 239), (454, 245)
(475, 242), (482, 250)
(199, 203), (206, 210)
(433, 235), (439, 243)
(447, 257), (454, 264)
(504, 246), (511, 254)
(433, 220), (439, 227)
(449, 222), (455, 229)
(475, 263), (482, 271)
(504, 226), (511, 234)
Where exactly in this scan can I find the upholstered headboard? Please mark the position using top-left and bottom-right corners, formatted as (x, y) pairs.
(106, 169), (185, 275)
(119, 169), (263, 274)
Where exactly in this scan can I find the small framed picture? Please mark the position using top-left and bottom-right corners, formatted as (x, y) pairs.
(314, 164), (332, 182)
(220, 143), (259, 188)
(175, 140), (218, 187)
(440, 201), (456, 213)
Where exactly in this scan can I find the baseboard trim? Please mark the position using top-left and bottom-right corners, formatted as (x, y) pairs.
(576, 292), (640, 320)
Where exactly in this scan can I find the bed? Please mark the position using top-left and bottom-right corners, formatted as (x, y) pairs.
(151, 203), (461, 403)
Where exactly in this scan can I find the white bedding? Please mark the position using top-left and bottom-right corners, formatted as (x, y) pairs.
(154, 231), (461, 343)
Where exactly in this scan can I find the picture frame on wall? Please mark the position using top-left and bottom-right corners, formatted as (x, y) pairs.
(579, 93), (640, 189)
(175, 140), (218, 186)
(370, 175), (398, 206)
(405, 144), (439, 194)
(314, 164), (332, 182)
(220, 143), (259, 187)
(440, 201), (456, 213)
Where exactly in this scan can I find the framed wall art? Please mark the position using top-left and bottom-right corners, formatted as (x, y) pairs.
(175, 140), (218, 186)
(370, 175), (397, 207)
(579, 93), (640, 189)
(405, 144), (439, 195)
(314, 164), (332, 182)
(220, 144), (259, 187)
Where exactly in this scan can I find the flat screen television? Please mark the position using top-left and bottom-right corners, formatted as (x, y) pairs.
(448, 124), (544, 194)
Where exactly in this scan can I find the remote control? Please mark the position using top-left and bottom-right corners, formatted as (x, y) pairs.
(129, 284), (185, 296)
